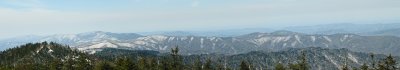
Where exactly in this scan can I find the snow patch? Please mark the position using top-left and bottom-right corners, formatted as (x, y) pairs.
(340, 35), (349, 42)
(47, 46), (53, 53)
(295, 35), (301, 43)
(323, 36), (332, 42)
(117, 43), (134, 47)
(180, 36), (188, 40)
(136, 35), (168, 43)
(252, 37), (270, 45)
(310, 36), (316, 42)
(348, 53), (359, 64)
(208, 37), (216, 41)
(48, 49), (53, 53)
(323, 53), (341, 69)
(36, 45), (44, 53)
(160, 46), (168, 50)
(168, 37), (175, 42)
(87, 42), (118, 49)
(89, 50), (97, 54)
(272, 36), (289, 44)
(150, 35), (168, 41)
(284, 36), (291, 41)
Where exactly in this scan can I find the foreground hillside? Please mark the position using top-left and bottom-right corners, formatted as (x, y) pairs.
(1, 42), (399, 70)
(0, 42), (92, 70)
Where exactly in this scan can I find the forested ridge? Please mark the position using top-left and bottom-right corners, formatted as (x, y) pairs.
(0, 42), (398, 70)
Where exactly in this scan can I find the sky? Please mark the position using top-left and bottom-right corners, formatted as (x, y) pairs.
(0, 0), (400, 39)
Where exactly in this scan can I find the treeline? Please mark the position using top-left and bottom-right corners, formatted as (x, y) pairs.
(0, 42), (398, 70)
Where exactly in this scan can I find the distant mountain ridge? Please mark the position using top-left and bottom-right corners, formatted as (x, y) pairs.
(284, 23), (400, 35)
(137, 23), (400, 37)
(138, 28), (275, 37)
(2, 30), (400, 56)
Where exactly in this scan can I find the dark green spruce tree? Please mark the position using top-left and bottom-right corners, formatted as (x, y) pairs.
(240, 60), (250, 70)
(192, 57), (203, 70)
(204, 58), (214, 70)
(169, 46), (183, 70)
(275, 63), (286, 70)
(115, 57), (135, 70)
(378, 54), (397, 70)
(360, 63), (368, 70)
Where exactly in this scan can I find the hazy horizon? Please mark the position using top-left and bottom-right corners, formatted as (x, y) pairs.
(1, 0), (400, 39)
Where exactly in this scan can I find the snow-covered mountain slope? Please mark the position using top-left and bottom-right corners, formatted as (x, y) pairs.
(0, 31), (142, 51)
(71, 31), (400, 55)
(2, 31), (400, 56)
(39, 31), (143, 45)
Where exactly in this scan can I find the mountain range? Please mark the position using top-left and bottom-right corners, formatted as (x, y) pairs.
(1, 30), (400, 56)
(1, 23), (400, 69)
(284, 23), (400, 35)
(138, 23), (400, 37)
(2, 23), (400, 56)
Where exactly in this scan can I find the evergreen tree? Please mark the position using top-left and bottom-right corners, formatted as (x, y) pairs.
(204, 58), (214, 70)
(289, 63), (300, 70)
(377, 54), (397, 70)
(240, 60), (250, 70)
(289, 51), (309, 70)
(216, 59), (225, 70)
(147, 57), (158, 70)
(370, 53), (376, 70)
(169, 46), (183, 70)
(14, 58), (35, 70)
(377, 62), (386, 70)
(93, 61), (113, 70)
(115, 57), (135, 70)
(342, 65), (349, 70)
(49, 59), (62, 70)
(275, 63), (286, 70)
(159, 58), (170, 70)
(76, 54), (92, 70)
(192, 57), (202, 70)
(298, 52), (309, 70)
(352, 67), (359, 70)
(384, 54), (397, 70)
(360, 63), (368, 70)
(137, 57), (147, 70)
(62, 56), (74, 70)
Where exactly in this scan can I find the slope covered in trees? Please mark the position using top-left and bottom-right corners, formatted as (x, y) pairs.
(0, 42), (399, 70)
(0, 42), (92, 70)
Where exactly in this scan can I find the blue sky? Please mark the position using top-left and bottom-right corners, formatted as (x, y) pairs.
(0, 0), (399, 39)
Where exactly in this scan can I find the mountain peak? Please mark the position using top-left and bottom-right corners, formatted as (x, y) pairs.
(270, 30), (299, 35)
(89, 31), (109, 34)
